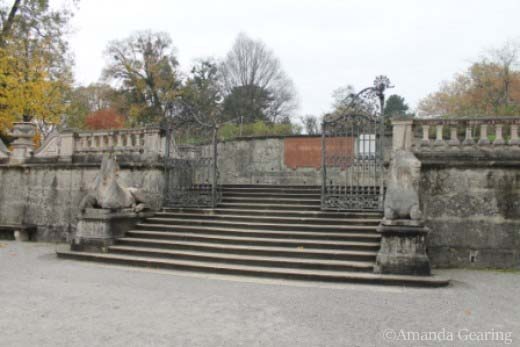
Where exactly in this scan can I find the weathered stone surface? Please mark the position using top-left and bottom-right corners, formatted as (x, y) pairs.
(0, 137), (8, 158)
(9, 122), (36, 163)
(374, 224), (431, 276)
(420, 163), (520, 269)
(0, 162), (164, 242)
(384, 150), (422, 220)
(80, 153), (149, 212)
(202, 136), (392, 185)
(72, 208), (153, 252)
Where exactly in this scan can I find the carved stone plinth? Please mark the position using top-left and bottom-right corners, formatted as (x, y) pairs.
(9, 122), (36, 163)
(374, 220), (431, 276)
(72, 208), (153, 252)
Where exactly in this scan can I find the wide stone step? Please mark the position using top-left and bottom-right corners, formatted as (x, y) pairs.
(162, 207), (382, 219)
(133, 225), (381, 242)
(56, 250), (449, 287)
(154, 212), (380, 225)
(142, 218), (378, 233)
(223, 192), (322, 199)
(126, 230), (381, 250)
(221, 184), (320, 190)
(217, 202), (322, 211)
(116, 238), (378, 261)
(222, 197), (321, 205)
(108, 246), (375, 272)
(222, 188), (321, 194)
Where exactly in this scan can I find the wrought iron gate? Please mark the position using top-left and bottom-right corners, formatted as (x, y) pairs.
(320, 76), (390, 211)
(163, 125), (221, 208)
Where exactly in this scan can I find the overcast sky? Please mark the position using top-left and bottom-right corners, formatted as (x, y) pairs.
(65, 0), (519, 117)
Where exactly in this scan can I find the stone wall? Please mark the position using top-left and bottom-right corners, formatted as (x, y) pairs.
(0, 161), (164, 242)
(201, 135), (392, 185)
(406, 117), (520, 269)
(417, 151), (520, 269)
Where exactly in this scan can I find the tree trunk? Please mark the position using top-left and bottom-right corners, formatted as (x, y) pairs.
(0, 0), (22, 47)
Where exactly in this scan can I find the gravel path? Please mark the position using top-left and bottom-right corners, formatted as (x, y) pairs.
(1, 241), (519, 347)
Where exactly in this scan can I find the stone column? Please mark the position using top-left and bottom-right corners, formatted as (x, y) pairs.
(143, 126), (163, 159)
(58, 131), (75, 162)
(391, 119), (414, 151)
(9, 122), (36, 164)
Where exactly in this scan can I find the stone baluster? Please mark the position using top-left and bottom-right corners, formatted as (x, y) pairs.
(509, 124), (520, 145)
(493, 124), (505, 145)
(448, 126), (460, 146)
(434, 124), (444, 146)
(478, 124), (490, 145)
(421, 125), (430, 146)
(463, 123), (475, 145)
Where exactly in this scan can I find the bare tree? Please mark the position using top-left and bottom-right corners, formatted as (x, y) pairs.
(220, 33), (297, 123)
(301, 115), (319, 135)
(485, 40), (520, 106)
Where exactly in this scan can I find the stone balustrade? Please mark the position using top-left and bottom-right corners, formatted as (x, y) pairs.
(2, 123), (166, 164)
(413, 117), (520, 148)
(74, 129), (147, 154)
(391, 117), (520, 152)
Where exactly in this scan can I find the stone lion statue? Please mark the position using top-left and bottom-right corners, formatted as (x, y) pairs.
(384, 150), (422, 220)
(79, 153), (147, 213)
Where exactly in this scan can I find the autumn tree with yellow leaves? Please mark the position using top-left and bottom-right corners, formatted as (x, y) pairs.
(418, 41), (520, 117)
(0, 0), (77, 138)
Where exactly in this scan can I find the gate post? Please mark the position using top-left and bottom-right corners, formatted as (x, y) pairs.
(374, 119), (432, 276)
(211, 125), (218, 208)
(320, 123), (326, 209)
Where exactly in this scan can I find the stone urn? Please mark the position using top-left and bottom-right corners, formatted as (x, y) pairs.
(9, 122), (36, 163)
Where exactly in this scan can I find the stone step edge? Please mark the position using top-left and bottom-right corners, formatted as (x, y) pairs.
(56, 251), (450, 287)
(117, 237), (379, 257)
(154, 212), (380, 224)
(127, 230), (381, 248)
(162, 208), (382, 218)
(132, 227), (381, 241)
(143, 219), (378, 231)
(108, 245), (375, 269)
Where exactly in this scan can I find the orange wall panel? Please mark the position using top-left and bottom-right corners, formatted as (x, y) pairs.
(284, 137), (354, 170)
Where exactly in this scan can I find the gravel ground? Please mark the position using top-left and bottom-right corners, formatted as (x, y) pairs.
(1, 241), (519, 347)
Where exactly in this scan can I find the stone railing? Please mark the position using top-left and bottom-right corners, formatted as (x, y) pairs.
(391, 117), (520, 152)
(74, 128), (147, 154)
(2, 122), (166, 164)
(413, 117), (520, 148)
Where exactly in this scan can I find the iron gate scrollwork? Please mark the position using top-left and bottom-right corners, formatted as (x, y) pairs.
(321, 76), (391, 211)
(163, 124), (221, 208)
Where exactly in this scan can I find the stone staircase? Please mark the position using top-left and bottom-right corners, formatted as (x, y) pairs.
(58, 185), (449, 287)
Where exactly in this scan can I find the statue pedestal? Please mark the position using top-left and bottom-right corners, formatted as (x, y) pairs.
(374, 220), (431, 276)
(9, 122), (36, 163)
(72, 208), (153, 252)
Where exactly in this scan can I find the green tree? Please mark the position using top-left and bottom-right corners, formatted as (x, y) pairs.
(383, 94), (410, 118)
(102, 30), (182, 125)
(180, 58), (223, 125)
